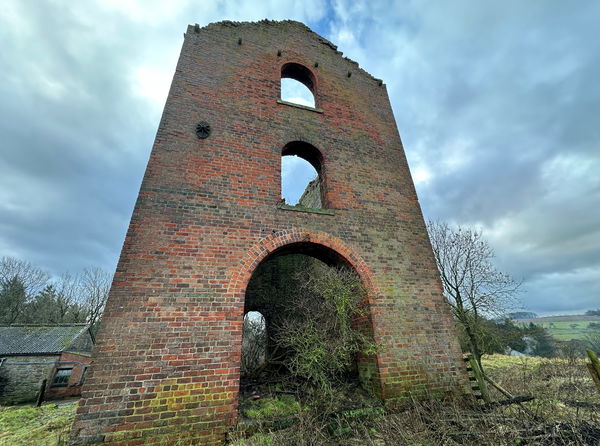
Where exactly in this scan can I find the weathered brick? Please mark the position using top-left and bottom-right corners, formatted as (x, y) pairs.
(70, 20), (470, 445)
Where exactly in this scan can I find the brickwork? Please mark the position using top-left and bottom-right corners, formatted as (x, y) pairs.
(71, 20), (470, 445)
(297, 178), (322, 208)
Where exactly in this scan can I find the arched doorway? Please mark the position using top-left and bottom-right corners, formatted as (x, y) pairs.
(237, 240), (381, 409)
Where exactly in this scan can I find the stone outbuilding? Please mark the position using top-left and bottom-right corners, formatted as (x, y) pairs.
(0, 324), (94, 404)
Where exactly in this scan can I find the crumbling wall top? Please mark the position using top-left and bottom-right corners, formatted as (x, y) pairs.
(186, 20), (383, 84)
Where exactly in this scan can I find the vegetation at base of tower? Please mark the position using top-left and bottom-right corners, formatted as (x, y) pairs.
(426, 221), (522, 368)
(229, 354), (600, 446)
(0, 256), (111, 333)
(2, 355), (598, 445)
(242, 394), (302, 420)
(243, 255), (375, 393)
(273, 262), (375, 392)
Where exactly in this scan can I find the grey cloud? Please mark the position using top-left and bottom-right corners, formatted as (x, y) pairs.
(1, 0), (598, 315)
(0, 0), (331, 278)
(327, 0), (600, 314)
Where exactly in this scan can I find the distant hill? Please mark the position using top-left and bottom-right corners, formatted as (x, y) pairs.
(517, 315), (600, 323)
(514, 315), (600, 341)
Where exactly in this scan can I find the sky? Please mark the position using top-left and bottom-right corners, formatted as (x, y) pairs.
(1, 0), (598, 315)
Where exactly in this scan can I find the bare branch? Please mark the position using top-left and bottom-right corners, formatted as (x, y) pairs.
(427, 220), (521, 365)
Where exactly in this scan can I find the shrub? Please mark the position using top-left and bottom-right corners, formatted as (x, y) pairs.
(272, 262), (374, 392)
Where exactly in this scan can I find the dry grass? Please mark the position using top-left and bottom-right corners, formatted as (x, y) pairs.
(229, 355), (600, 445)
(2, 355), (598, 445)
(0, 401), (76, 446)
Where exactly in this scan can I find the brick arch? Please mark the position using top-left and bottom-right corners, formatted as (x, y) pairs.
(227, 229), (379, 302)
(280, 61), (319, 97)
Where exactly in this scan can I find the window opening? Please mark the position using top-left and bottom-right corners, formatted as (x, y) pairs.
(52, 368), (72, 387)
(281, 141), (324, 209)
(280, 63), (316, 108)
(281, 155), (320, 206)
(280, 79), (315, 107)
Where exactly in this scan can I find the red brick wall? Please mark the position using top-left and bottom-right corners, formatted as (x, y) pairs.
(71, 20), (470, 446)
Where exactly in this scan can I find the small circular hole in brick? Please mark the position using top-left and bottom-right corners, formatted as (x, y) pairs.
(195, 121), (211, 139)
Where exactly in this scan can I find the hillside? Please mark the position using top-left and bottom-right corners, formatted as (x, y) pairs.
(516, 315), (600, 341)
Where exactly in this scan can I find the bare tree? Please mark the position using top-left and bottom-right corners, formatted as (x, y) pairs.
(80, 267), (112, 333)
(54, 272), (82, 322)
(0, 256), (49, 296)
(0, 257), (49, 324)
(427, 221), (521, 366)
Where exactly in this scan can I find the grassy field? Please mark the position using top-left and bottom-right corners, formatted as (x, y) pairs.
(516, 318), (600, 341)
(1, 355), (599, 445)
(0, 401), (76, 446)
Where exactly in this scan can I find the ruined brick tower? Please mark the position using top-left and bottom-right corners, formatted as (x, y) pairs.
(71, 20), (469, 445)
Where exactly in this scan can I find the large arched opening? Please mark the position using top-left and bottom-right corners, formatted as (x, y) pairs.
(237, 240), (381, 416)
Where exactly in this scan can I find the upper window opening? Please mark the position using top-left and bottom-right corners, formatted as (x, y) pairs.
(281, 141), (324, 208)
(280, 63), (316, 108)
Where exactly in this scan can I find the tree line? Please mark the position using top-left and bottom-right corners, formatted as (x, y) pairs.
(0, 256), (111, 333)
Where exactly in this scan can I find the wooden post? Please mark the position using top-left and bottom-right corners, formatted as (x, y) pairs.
(36, 379), (47, 407)
(587, 350), (600, 393)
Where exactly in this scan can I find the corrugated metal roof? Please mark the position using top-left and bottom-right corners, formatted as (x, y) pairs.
(0, 325), (90, 355)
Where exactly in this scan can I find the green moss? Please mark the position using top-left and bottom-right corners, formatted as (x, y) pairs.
(243, 395), (301, 420)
